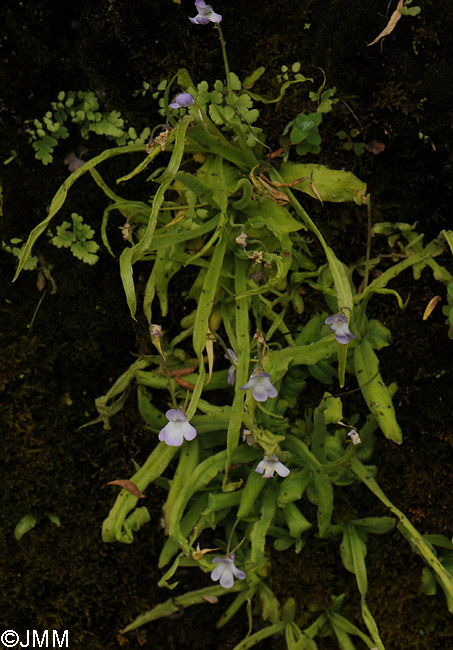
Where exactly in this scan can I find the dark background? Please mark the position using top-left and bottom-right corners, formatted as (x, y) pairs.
(1, 1), (452, 648)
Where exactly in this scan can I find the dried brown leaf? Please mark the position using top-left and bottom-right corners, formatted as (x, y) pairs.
(168, 365), (197, 378)
(104, 480), (145, 498)
(366, 141), (386, 155)
(174, 376), (195, 391)
(368, 0), (403, 46)
(36, 271), (46, 292)
(310, 181), (324, 205)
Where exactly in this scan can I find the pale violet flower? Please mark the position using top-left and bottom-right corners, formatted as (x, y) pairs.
(348, 429), (362, 445)
(210, 554), (245, 589)
(158, 409), (197, 447)
(239, 371), (277, 402)
(169, 93), (195, 109)
(225, 348), (237, 386)
(189, 0), (222, 24)
(256, 454), (290, 479)
(325, 314), (356, 345)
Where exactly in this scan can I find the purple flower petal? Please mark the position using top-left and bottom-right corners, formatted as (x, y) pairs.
(239, 372), (278, 402)
(181, 421), (197, 441)
(169, 93), (195, 109)
(189, 0), (222, 24)
(158, 410), (197, 447)
(232, 565), (246, 580)
(210, 554), (245, 589)
(165, 409), (187, 422)
(325, 314), (356, 345)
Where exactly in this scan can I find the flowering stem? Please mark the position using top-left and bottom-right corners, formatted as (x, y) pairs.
(215, 24), (258, 169)
(153, 338), (178, 409)
(226, 518), (241, 555)
(362, 198), (372, 292)
(216, 24), (234, 105)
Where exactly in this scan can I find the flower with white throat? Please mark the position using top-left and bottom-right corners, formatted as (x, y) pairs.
(325, 313), (356, 345)
(158, 409), (197, 447)
(348, 429), (362, 445)
(239, 371), (277, 402)
(210, 554), (245, 589)
(255, 454), (290, 479)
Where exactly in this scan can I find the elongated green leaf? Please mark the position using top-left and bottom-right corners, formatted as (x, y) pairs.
(360, 601), (385, 650)
(346, 522), (368, 597)
(233, 622), (286, 650)
(102, 442), (178, 543)
(151, 216), (218, 250)
(329, 612), (376, 648)
(168, 445), (259, 551)
(279, 161), (367, 205)
(118, 117), (193, 318)
(192, 234), (227, 358)
(324, 246), (354, 314)
(250, 484), (279, 567)
(13, 143), (147, 281)
(223, 256), (250, 490)
(133, 116), (192, 263)
(351, 457), (453, 612)
(119, 247), (136, 320)
(122, 583), (247, 632)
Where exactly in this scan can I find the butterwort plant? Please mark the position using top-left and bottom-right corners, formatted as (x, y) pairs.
(13, 0), (453, 647)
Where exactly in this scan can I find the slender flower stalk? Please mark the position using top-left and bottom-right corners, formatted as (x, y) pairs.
(215, 22), (258, 168)
(216, 23), (234, 105)
(151, 325), (178, 408)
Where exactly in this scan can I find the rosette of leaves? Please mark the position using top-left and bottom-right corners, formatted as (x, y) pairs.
(51, 213), (99, 265)
(283, 111), (322, 156)
(337, 128), (366, 156)
(309, 84), (338, 113)
(191, 75), (262, 147)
